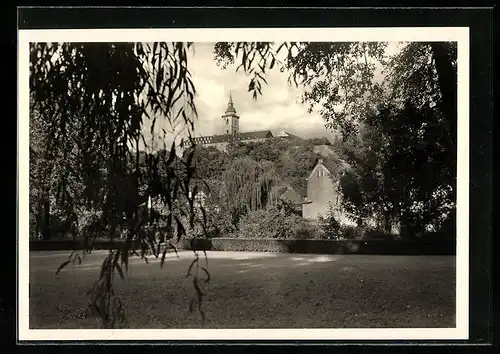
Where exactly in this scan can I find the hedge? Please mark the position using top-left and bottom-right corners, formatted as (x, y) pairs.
(178, 238), (456, 255)
(29, 238), (141, 251)
(30, 237), (455, 255)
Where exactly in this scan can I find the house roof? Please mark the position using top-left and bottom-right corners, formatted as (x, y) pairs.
(275, 130), (303, 140)
(280, 187), (306, 204)
(191, 130), (274, 145)
(306, 158), (350, 181)
(290, 184), (307, 197)
(321, 159), (339, 175)
(306, 159), (331, 181)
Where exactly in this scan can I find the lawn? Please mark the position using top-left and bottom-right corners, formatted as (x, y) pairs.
(28, 250), (456, 329)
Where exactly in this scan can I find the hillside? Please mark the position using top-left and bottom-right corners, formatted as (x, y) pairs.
(187, 137), (342, 198)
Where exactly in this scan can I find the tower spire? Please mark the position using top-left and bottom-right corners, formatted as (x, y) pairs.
(225, 92), (236, 114)
(222, 92), (239, 135)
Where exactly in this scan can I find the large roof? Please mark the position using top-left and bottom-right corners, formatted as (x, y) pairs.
(191, 130), (274, 145)
(306, 158), (350, 181)
(275, 130), (303, 140)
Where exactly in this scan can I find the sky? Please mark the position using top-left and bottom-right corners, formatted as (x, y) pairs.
(187, 43), (333, 140)
(139, 42), (403, 152)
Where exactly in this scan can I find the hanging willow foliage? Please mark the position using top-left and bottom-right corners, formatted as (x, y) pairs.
(222, 157), (279, 216)
(30, 42), (211, 327)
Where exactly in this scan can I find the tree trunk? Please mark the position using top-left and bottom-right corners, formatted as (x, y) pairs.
(383, 214), (392, 234)
(430, 42), (457, 147)
(430, 42), (457, 208)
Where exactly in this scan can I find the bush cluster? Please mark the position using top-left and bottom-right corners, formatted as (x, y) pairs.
(338, 225), (396, 240)
(319, 211), (398, 241)
(232, 206), (321, 240)
(174, 237), (455, 255)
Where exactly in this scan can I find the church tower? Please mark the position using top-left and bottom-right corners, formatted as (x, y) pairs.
(222, 93), (239, 135)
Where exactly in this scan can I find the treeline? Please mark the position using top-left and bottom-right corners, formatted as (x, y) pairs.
(30, 126), (455, 242)
(29, 41), (457, 243)
(189, 137), (337, 191)
(184, 111), (456, 242)
(177, 137), (339, 240)
(28, 128), (334, 241)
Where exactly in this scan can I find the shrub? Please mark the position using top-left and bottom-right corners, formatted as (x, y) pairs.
(175, 237), (455, 255)
(235, 207), (317, 239)
(318, 205), (343, 239)
(363, 227), (396, 240)
(341, 225), (365, 240)
(76, 206), (103, 237)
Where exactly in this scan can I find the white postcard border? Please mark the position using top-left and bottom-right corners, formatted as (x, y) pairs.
(18, 27), (470, 341)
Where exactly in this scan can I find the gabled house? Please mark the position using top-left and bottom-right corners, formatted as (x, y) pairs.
(302, 158), (351, 224)
(276, 184), (308, 214)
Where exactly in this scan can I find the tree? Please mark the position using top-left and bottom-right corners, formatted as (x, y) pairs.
(214, 41), (456, 143)
(30, 93), (97, 240)
(190, 179), (236, 238)
(214, 42), (388, 136)
(222, 157), (279, 219)
(30, 42), (207, 328)
(306, 137), (332, 146)
(336, 101), (454, 237)
(188, 145), (230, 180)
(29, 95), (54, 240)
(386, 42), (457, 205)
(214, 41), (457, 237)
(278, 140), (324, 191)
(30, 40), (458, 327)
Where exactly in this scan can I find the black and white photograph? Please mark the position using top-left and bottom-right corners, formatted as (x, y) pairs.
(18, 27), (469, 341)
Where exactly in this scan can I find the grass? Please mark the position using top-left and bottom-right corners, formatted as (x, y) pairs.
(29, 251), (456, 329)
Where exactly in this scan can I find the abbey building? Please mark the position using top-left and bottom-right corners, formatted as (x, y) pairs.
(187, 94), (300, 152)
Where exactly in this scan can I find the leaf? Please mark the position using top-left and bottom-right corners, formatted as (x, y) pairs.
(193, 276), (203, 306)
(99, 256), (109, 280)
(115, 263), (125, 280)
(165, 141), (176, 167)
(186, 257), (197, 277)
(203, 250), (208, 267)
(112, 249), (121, 265)
(248, 79), (255, 92)
(170, 244), (179, 258)
(68, 250), (77, 263)
(200, 309), (205, 325)
(121, 249), (129, 273)
(270, 56), (276, 69)
(160, 244), (169, 268)
(55, 260), (71, 276)
(175, 216), (186, 242)
(201, 267), (211, 284)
